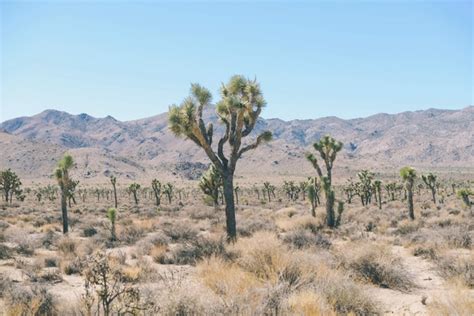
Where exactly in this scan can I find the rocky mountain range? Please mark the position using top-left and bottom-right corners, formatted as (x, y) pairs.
(1, 106), (473, 183)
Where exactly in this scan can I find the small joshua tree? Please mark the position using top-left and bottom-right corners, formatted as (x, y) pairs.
(163, 183), (174, 204)
(456, 188), (472, 209)
(263, 182), (273, 202)
(168, 75), (272, 240)
(374, 180), (382, 209)
(0, 168), (23, 204)
(55, 154), (75, 234)
(400, 166), (417, 220)
(199, 165), (222, 207)
(110, 176), (118, 208)
(128, 183), (140, 205)
(421, 173), (437, 204)
(306, 135), (343, 228)
(357, 170), (374, 206)
(151, 179), (162, 206)
(307, 177), (320, 217)
(107, 208), (117, 241)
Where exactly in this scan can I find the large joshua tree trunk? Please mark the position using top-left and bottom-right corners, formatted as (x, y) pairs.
(325, 189), (335, 228)
(61, 191), (68, 233)
(222, 173), (237, 240)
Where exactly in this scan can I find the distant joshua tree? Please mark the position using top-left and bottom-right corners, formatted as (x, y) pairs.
(456, 188), (472, 209)
(55, 154), (75, 234)
(0, 168), (23, 204)
(421, 173), (437, 204)
(110, 176), (118, 208)
(168, 76), (272, 240)
(306, 135), (343, 228)
(163, 183), (174, 204)
(400, 166), (417, 220)
(373, 180), (382, 209)
(128, 183), (140, 205)
(307, 177), (321, 217)
(151, 179), (162, 207)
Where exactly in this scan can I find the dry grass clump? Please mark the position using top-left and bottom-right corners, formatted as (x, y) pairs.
(2, 282), (57, 315)
(162, 221), (199, 242)
(286, 289), (337, 315)
(159, 235), (228, 265)
(283, 228), (331, 249)
(436, 252), (474, 288)
(427, 283), (474, 315)
(338, 242), (415, 291)
(196, 232), (379, 315)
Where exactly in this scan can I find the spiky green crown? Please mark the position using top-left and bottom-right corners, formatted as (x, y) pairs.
(400, 166), (417, 180)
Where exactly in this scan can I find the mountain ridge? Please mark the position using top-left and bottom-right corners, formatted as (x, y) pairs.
(1, 106), (473, 182)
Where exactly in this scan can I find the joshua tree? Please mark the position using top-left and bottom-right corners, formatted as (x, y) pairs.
(55, 154), (75, 234)
(283, 181), (300, 201)
(456, 188), (472, 209)
(234, 186), (240, 205)
(168, 76), (272, 240)
(128, 183), (140, 205)
(106, 208), (117, 241)
(306, 135), (343, 228)
(67, 180), (79, 208)
(199, 165), (222, 207)
(400, 166), (417, 220)
(110, 176), (118, 208)
(357, 170), (374, 206)
(421, 173), (437, 204)
(307, 177), (320, 217)
(299, 181), (308, 201)
(335, 201), (344, 228)
(151, 179), (162, 207)
(374, 180), (382, 209)
(163, 183), (174, 204)
(0, 168), (23, 204)
(263, 182), (273, 202)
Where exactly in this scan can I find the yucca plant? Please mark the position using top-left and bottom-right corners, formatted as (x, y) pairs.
(168, 75), (272, 240)
(456, 188), (472, 209)
(373, 180), (382, 209)
(0, 168), (23, 204)
(163, 183), (174, 204)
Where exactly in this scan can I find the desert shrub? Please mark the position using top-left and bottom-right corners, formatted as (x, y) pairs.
(197, 256), (261, 312)
(395, 220), (419, 235)
(164, 235), (228, 265)
(119, 224), (146, 244)
(445, 229), (472, 249)
(41, 230), (58, 249)
(0, 244), (12, 259)
(3, 285), (57, 315)
(16, 241), (35, 256)
(237, 217), (277, 237)
(287, 290), (336, 315)
(412, 246), (438, 260)
(427, 285), (474, 315)
(162, 222), (198, 242)
(82, 226), (98, 237)
(57, 237), (76, 256)
(313, 267), (380, 315)
(44, 256), (59, 268)
(62, 257), (85, 275)
(339, 243), (415, 291)
(436, 253), (474, 288)
(283, 229), (331, 249)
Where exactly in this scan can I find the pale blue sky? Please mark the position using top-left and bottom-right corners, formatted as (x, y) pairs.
(1, 1), (472, 122)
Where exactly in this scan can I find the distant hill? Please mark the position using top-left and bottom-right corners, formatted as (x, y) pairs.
(1, 106), (473, 182)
